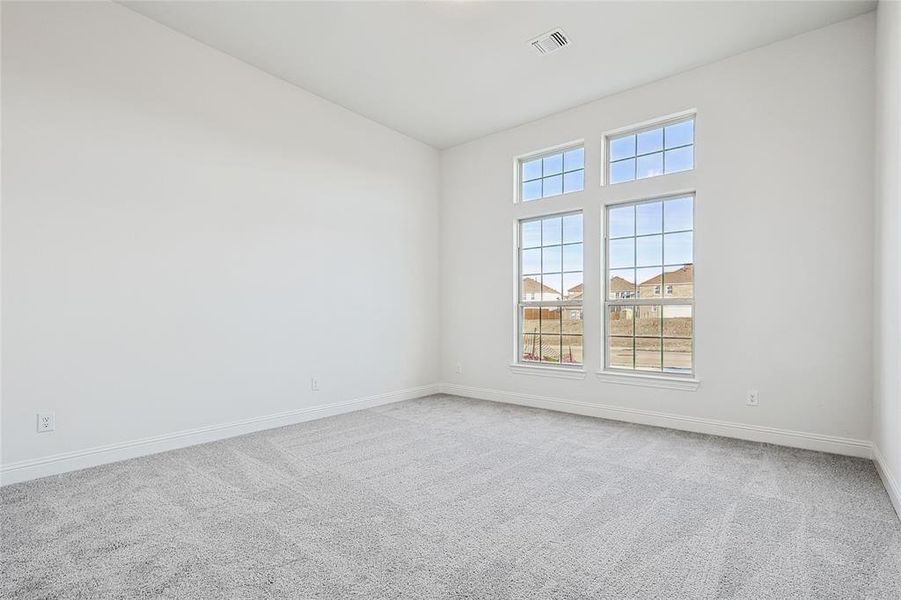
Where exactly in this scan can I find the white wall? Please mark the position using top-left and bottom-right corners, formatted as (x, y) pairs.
(1, 1), (439, 476)
(873, 0), (901, 511)
(440, 14), (876, 450)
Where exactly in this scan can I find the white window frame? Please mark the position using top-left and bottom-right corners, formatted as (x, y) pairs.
(515, 210), (584, 371)
(601, 111), (696, 186)
(515, 141), (585, 203)
(602, 193), (697, 381)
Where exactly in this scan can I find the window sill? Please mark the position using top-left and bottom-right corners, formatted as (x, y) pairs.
(509, 363), (586, 380)
(595, 370), (700, 391)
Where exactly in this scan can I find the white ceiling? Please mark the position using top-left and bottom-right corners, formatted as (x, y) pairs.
(122, 1), (876, 149)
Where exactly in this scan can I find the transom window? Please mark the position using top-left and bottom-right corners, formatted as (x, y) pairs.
(520, 146), (584, 201)
(605, 195), (694, 375)
(608, 116), (694, 184)
(519, 212), (583, 365)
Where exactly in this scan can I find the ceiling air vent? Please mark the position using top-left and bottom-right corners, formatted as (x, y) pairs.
(529, 28), (570, 55)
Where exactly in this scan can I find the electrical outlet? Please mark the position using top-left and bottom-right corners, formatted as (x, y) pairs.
(455, 363), (463, 374)
(746, 390), (759, 407)
(311, 377), (320, 392)
(37, 412), (55, 433)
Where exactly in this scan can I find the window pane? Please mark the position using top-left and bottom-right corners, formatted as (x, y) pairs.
(610, 159), (635, 184)
(607, 119), (694, 186)
(522, 158), (542, 181)
(522, 179), (542, 201)
(522, 308), (540, 362)
(663, 338), (692, 373)
(522, 332), (540, 362)
(542, 175), (563, 197)
(636, 201), (663, 235)
(562, 243), (583, 272)
(663, 305), (692, 338)
(520, 211), (583, 368)
(562, 307), (582, 334)
(543, 153), (563, 176)
(635, 337), (662, 371)
(562, 213), (583, 243)
(541, 306), (561, 333)
(563, 170), (584, 194)
(608, 204), (635, 238)
(563, 272), (583, 300)
(522, 249), (541, 274)
(608, 306), (634, 336)
(636, 267), (663, 298)
(663, 265), (693, 298)
(664, 196), (693, 232)
(521, 220), (542, 248)
(664, 232), (693, 264)
(542, 246), (562, 273)
(608, 238), (635, 269)
(636, 152), (663, 179)
(564, 148), (584, 171)
(608, 269), (635, 300)
(636, 235), (663, 267)
(609, 336), (634, 369)
(521, 276), (544, 301)
(541, 273), (562, 301)
(664, 146), (694, 174)
(542, 217), (562, 245)
(610, 135), (636, 161)
(665, 119), (694, 149)
(523, 307), (541, 336)
(603, 196), (694, 376)
(637, 128), (663, 155)
(541, 335), (561, 363)
(636, 305), (662, 337)
(562, 335), (582, 365)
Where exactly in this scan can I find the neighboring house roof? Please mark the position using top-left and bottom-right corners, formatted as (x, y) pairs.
(566, 283), (583, 300)
(522, 276), (559, 295)
(639, 265), (693, 286)
(609, 276), (634, 292)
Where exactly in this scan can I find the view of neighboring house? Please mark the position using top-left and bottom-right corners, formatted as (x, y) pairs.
(610, 276), (635, 299)
(610, 265), (693, 301)
(522, 276), (561, 301)
(527, 266), (693, 304)
(638, 265), (693, 299)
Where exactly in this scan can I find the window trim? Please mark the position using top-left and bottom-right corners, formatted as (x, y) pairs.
(515, 209), (584, 369)
(595, 369), (700, 391)
(510, 363), (587, 379)
(601, 192), (696, 379)
(514, 140), (585, 204)
(600, 109), (696, 186)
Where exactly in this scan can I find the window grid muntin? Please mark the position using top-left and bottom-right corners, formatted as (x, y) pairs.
(519, 145), (585, 202)
(607, 116), (695, 185)
(519, 211), (583, 366)
(604, 194), (694, 375)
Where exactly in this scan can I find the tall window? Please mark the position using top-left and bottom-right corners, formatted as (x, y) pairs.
(605, 195), (694, 374)
(520, 146), (584, 201)
(519, 212), (583, 365)
(608, 116), (694, 184)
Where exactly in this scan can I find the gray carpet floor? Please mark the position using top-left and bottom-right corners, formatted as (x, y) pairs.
(2, 394), (900, 599)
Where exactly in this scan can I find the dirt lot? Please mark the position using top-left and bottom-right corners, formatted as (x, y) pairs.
(522, 307), (691, 369)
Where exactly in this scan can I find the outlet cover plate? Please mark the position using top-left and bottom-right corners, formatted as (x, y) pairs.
(37, 412), (55, 433)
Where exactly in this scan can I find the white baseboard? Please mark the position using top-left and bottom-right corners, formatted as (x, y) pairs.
(439, 383), (872, 459)
(0, 384), (439, 486)
(873, 444), (901, 521)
